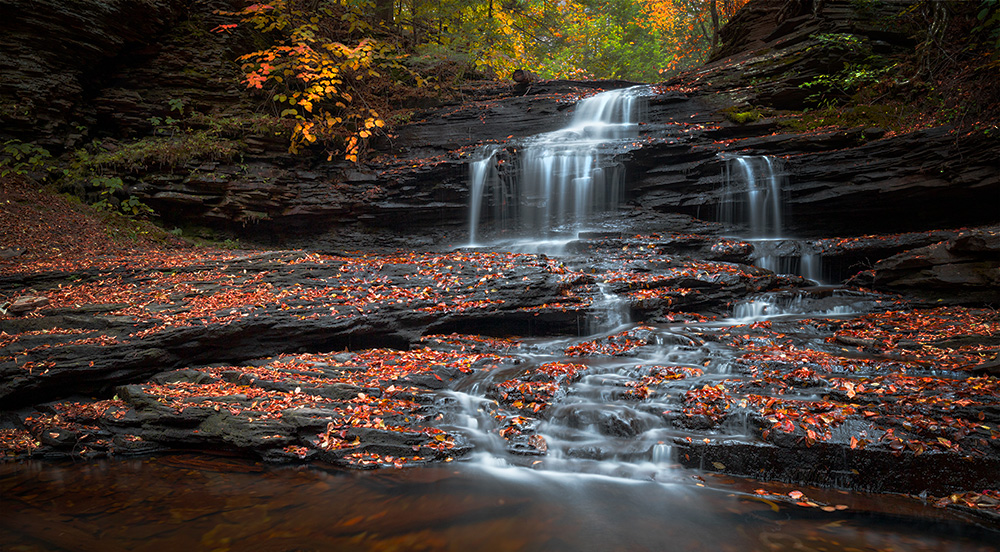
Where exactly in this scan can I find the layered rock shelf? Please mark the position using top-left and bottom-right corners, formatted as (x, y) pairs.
(2, 0), (999, 528)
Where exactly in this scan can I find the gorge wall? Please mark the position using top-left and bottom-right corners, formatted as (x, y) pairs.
(1, 0), (997, 286)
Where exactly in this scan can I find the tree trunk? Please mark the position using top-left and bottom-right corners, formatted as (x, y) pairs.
(512, 69), (540, 83)
(710, 0), (720, 48)
(376, 0), (394, 27)
(411, 0), (423, 44)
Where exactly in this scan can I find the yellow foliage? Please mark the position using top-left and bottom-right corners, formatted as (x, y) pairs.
(219, 0), (424, 162)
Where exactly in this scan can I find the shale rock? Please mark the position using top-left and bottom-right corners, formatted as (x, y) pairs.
(849, 227), (1000, 305)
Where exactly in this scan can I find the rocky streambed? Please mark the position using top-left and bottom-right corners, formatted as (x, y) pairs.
(2, 223), (999, 526)
(2, 0), (1000, 542)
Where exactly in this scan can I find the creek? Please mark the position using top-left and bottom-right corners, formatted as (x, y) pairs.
(1, 454), (995, 551)
(2, 88), (997, 551)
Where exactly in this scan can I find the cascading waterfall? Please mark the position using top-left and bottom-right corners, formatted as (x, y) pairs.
(449, 103), (869, 481)
(467, 145), (501, 246)
(719, 155), (784, 238)
(467, 87), (646, 244)
(718, 154), (824, 282)
(729, 289), (873, 322)
(588, 283), (631, 333)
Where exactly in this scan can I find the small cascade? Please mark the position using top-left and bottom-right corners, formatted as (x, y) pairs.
(467, 145), (501, 246)
(467, 87), (647, 243)
(729, 289), (877, 322)
(435, 326), (751, 479)
(801, 252), (822, 282)
(752, 239), (826, 283)
(650, 442), (672, 464)
(588, 283), (631, 334)
(718, 155), (784, 238)
(718, 154), (826, 282)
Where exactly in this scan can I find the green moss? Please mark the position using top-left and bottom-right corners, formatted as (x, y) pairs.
(721, 106), (764, 124)
(186, 112), (288, 138)
(779, 103), (916, 133)
(88, 131), (240, 173)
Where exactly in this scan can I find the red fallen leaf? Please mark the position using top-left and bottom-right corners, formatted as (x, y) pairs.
(788, 490), (804, 500)
(850, 436), (859, 449)
(754, 489), (768, 495)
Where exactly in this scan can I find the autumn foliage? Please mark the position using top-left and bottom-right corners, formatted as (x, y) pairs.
(215, 1), (409, 161)
(214, 0), (755, 160)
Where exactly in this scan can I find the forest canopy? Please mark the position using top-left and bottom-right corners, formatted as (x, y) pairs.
(215, 0), (749, 159)
(220, 0), (750, 83)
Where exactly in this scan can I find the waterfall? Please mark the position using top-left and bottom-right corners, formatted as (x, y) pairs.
(718, 155), (785, 238)
(588, 283), (631, 334)
(467, 87), (646, 243)
(729, 289), (873, 322)
(718, 154), (825, 282)
(467, 145), (500, 246)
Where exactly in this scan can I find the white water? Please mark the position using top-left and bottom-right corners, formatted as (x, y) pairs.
(719, 155), (784, 238)
(727, 289), (877, 323)
(435, 322), (740, 480)
(467, 87), (646, 245)
(588, 283), (631, 334)
(467, 145), (501, 246)
(718, 155), (825, 282)
(451, 100), (875, 483)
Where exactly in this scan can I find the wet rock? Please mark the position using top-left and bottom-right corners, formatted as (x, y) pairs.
(597, 411), (643, 438)
(0, 251), (599, 407)
(849, 227), (1000, 304)
(37, 427), (78, 449)
(675, 439), (1000, 496)
(3, 295), (49, 315)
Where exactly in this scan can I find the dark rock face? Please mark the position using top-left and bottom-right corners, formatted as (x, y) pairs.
(5, 0), (995, 251)
(849, 226), (1000, 304)
(0, 250), (582, 406)
(0, 0), (186, 146)
(628, 116), (1000, 238)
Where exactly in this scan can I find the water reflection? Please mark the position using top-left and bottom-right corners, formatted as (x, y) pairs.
(1, 455), (996, 551)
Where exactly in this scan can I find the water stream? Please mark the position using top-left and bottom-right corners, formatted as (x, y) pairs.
(435, 301), (873, 481)
(458, 96), (881, 482)
(467, 87), (646, 247)
(718, 155), (825, 282)
(3, 455), (993, 551)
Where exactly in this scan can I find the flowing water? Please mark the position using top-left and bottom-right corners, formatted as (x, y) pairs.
(433, 290), (881, 482)
(717, 155), (825, 282)
(468, 145), (502, 245)
(718, 155), (785, 239)
(459, 99), (891, 484)
(467, 87), (646, 247)
(3, 91), (993, 551)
